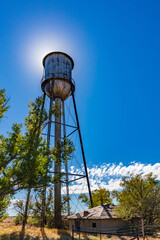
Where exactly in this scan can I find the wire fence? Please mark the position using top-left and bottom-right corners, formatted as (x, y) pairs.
(71, 225), (160, 240)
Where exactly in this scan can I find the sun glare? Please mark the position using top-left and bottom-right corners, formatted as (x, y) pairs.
(18, 23), (94, 87)
(20, 29), (77, 80)
(26, 35), (74, 75)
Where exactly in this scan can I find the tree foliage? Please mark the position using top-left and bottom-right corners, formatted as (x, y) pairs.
(0, 96), (49, 199)
(0, 89), (9, 121)
(0, 124), (24, 198)
(14, 198), (33, 221)
(28, 189), (55, 227)
(115, 174), (160, 239)
(115, 174), (160, 223)
(0, 94), (49, 221)
(0, 196), (10, 221)
(20, 96), (48, 189)
(78, 188), (112, 208)
(0, 88), (75, 226)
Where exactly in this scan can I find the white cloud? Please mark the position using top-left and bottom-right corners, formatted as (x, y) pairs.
(63, 162), (160, 194)
(8, 162), (160, 216)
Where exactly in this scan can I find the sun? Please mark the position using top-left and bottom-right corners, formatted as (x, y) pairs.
(26, 37), (62, 73)
(22, 32), (75, 77)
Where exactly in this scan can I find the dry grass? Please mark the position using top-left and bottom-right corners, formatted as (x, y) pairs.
(0, 222), (159, 240)
(0, 222), (71, 239)
(73, 234), (160, 240)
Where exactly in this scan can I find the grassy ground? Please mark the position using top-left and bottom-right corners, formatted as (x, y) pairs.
(0, 221), (159, 240)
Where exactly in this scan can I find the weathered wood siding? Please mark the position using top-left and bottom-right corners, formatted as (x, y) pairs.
(68, 219), (129, 232)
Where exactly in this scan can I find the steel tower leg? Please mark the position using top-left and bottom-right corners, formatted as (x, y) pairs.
(62, 101), (70, 216)
(38, 93), (46, 130)
(72, 93), (93, 208)
(54, 97), (62, 228)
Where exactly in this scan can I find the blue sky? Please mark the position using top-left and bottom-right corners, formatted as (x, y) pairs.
(1, 0), (160, 213)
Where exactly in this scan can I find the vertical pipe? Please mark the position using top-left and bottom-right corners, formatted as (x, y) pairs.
(41, 82), (53, 228)
(54, 97), (62, 228)
(72, 93), (93, 208)
(62, 101), (70, 216)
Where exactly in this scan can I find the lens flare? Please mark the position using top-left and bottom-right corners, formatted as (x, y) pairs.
(24, 32), (75, 75)
(17, 21), (95, 91)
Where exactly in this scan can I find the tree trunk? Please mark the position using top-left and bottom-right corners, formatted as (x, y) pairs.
(41, 187), (46, 228)
(141, 218), (145, 240)
(20, 189), (31, 240)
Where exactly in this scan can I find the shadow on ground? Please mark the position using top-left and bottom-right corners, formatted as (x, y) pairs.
(40, 227), (49, 240)
(0, 233), (40, 240)
(57, 228), (72, 240)
(118, 235), (128, 240)
(0, 231), (72, 240)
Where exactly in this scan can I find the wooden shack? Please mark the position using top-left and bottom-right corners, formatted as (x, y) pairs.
(68, 203), (129, 233)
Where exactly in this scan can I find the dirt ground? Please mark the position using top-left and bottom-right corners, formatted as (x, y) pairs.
(0, 220), (159, 240)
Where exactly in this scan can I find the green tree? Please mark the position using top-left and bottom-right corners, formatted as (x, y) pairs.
(0, 123), (23, 220)
(0, 196), (10, 221)
(0, 94), (49, 238)
(14, 198), (33, 225)
(20, 96), (48, 190)
(0, 89), (19, 220)
(0, 96), (48, 199)
(0, 90), (75, 228)
(19, 96), (48, 239)
(115, 174), (160, 240)
(0, 89), (9, 121)
(78, 188), (112, 208)
(26, 189), (54, 227)
(0, 123), (24, 199)
(29, 188), (70, 227)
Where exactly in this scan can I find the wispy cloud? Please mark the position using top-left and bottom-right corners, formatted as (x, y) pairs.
(65, 162), (160, 194)
(8, 162), (160, 216)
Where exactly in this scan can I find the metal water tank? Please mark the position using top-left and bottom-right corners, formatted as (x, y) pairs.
(41, 52), (75, 101)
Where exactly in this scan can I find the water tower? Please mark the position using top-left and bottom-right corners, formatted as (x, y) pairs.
(40, 52), (93, 228)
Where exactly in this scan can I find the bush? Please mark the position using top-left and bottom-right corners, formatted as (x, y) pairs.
(27, 217), (40, 227)
(14, 215), (23, 225)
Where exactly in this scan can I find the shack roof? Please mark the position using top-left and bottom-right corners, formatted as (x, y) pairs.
(68, 203), (118, 220)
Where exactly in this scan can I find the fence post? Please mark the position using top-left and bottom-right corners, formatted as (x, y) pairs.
(141, 218), (145, 240)
(100, 229), (102, 240)
(137, 225), (139, 240)
(72, 225), (74, 240)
